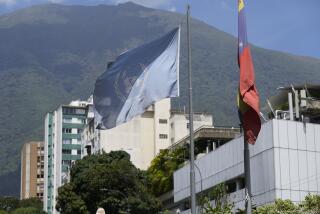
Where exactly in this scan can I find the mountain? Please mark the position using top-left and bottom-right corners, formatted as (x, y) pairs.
(0, 2), (320, 196)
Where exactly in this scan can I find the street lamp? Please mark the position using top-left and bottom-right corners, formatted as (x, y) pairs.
(165, 157), (203, 194)
(100, 188), (130, 213)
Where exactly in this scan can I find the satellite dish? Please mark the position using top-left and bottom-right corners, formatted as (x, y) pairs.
(96, 208), (105, 214)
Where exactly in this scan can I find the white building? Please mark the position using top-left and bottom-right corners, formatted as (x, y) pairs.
(81, 98), (213, 170)
(43, 99), (92, 214)
(173, 119), (320, 213)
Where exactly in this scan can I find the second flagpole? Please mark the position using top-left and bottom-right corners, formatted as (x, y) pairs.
(187, 4), (197, 214)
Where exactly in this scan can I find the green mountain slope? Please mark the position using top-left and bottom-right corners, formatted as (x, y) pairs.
(0, 2), (319, 196)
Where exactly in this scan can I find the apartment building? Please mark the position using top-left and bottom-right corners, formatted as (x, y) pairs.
(43, 99), (92, 214)
(20, 141), (44, 201)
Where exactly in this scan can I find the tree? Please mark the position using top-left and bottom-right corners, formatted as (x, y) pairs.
(200, 183), (233, 214)
(56, 183), (88, 214)
(19, 198), (43, 211)
(56, 151), (160, 214)
(254, 199), (301, 214)
(11, 207), (45, 214)
(147, 147), (187, 196)
(0, 197), (45, 214)
(0, 197), (19, 212)
(300, 194), (320, 214)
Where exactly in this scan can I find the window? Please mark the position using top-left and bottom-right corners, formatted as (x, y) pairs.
(76, 109), (86, 114)
(62, 149), (71, 154)
(159, 134), (168, 139)
(187, 123), (190, 129)
(77, 150), (81, 155)
(159, 119), (168, 124)
(63, 128), (72, 133)
(63, 108), (75, 115)
(63, 118), (72, 123)
(62, 160), (71, 165)
(77, 129), (83, 134)
(63, 139), (72, 145)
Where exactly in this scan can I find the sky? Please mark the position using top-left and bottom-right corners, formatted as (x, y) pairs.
(0, 0), (319, 59)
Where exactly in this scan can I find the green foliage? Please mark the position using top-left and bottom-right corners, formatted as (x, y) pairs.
(56, 151), (160, 214)
(19, 198), (43, 210)
(254, 199), (300, 214)
(254, 195), (320, 214)
(200, 183), (233, 214)
(147, 147), (187, 196)
(0, 197), (19, 212)
(0, 197), (45, 214)
(300, 194), (320, 214)
(56, 184), (88, 214)
(11, 207), (45, 214)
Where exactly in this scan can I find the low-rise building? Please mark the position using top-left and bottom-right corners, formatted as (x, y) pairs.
(174, 119), (320, 213)
(172, 84), (320, 213)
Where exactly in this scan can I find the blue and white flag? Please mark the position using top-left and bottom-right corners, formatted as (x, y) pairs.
(94, 27), (180, 129)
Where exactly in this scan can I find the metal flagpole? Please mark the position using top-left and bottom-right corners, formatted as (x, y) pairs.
(241, 125), (252, 214)
(187, 4), (196, 214)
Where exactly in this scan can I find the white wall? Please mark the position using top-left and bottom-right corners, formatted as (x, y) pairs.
(272, 120), (320, 202)
(154, 99), (171, 154)
(43, 114), (49, 212)
(99, 111), (155, 170)
(174, 119), (320, 209)
(52, 108), (62, 214)
(170, 113), (212, 144)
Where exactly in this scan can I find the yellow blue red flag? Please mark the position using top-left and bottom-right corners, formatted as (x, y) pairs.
(237, 0), (261, 144)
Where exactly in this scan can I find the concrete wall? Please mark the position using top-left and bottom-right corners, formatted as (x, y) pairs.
(170, 113), (212, 144)
(99, 111), (155, 170)
(154, 99), (171, 154)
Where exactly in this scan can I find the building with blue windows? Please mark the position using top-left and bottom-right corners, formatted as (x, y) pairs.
(43, 99), (92, 214)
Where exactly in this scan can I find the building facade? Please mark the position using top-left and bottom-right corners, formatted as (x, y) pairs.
(82, 99), (213, 170)
(20, 141), (44, 201)
(173, 119), (320, 213)
(44, 100), (92, 214)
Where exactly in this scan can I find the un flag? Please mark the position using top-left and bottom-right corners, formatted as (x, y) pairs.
(94, 27), (180, 129)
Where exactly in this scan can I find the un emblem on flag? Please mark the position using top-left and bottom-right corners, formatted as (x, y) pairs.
(114, 69), (138, 103)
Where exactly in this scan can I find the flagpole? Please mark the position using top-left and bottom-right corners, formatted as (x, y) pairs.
(187, 4), (196, 214)
(241, 125), (252, 214)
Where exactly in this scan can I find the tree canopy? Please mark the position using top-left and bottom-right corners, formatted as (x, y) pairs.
(254, 194), (320, 214)
(56, 151), (160, 214)
(147, 147), (187, 196)
(0, 197), (45, 214)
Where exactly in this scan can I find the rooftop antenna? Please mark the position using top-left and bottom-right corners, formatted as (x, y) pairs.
(267, 99), (275, 118)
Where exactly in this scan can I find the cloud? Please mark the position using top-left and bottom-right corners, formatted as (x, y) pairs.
(111, 0), (172, 9)
(0, 0), (16, 5)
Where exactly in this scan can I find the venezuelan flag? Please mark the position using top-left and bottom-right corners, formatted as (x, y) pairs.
(237, 0), (261, 144)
